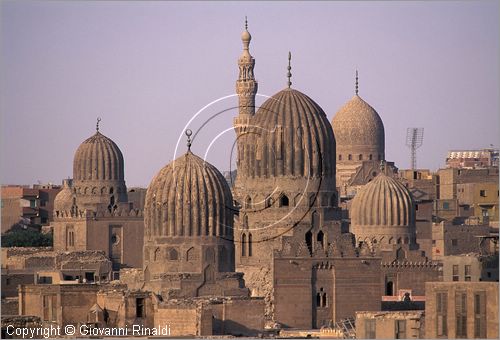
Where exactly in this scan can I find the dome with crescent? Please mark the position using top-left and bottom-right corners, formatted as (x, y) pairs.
(350, 171), (416, 246)
(72, 126), (128, 208)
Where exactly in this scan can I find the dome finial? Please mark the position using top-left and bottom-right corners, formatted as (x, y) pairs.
(287, 51), (292, 88)
(379, 160), (385, 173)
(96, 117), (101, 132)
(355, 69), (359, 95)
(245, 16), (248, 30)
(185, 129), (193, 151)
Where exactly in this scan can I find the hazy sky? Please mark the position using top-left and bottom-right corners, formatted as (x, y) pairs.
(1, 1), (499, 187)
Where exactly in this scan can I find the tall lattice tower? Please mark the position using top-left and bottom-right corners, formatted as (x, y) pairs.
(406, 128), (424, 169)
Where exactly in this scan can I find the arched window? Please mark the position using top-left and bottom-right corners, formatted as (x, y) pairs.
(167, 248), (178, 260)
(241, 234), (246, 257)
(248, 233), (253, 257)
(266, 196), (274, 208)
(109, 187), (114, 194)
(312, 211), (319, 228)
(348, 154), (352, 161)
(339, 154), (342, 161)
(317, 231), (325, 249)
(369, 154), (373, 160)
(386, 281), (394, 296)
(358, 154), (363, 161)
(322, 293), (327, 307)
(280, 194), (289, 207)
(245, 196), (252, 209)
(243, 214), (248, 228)
(306, 231), (313, 255)
(316, 292), (321, 307)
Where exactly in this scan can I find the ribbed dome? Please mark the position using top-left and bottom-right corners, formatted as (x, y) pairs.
(350, 172), (416, 246)
(54, 180), (74, 214)
(73, 131), (124, 182)
(246, 88), (336, 179)
(144, 151), (234, 238)
(332, 95), (385, 161)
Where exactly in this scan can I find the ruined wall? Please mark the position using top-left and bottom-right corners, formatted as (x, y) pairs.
(154, 304), (200, 336)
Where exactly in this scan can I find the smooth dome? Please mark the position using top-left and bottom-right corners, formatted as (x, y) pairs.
(73, 131), (124, 182)
(54, 180), (74, 213)
(144, 151), (234, 238)
(249, 88), (336, 179)
(332, 95), (385, 160)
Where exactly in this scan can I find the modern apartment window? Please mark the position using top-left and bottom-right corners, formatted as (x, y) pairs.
(395, 320), (406, 339)
(436, 292), (448, 337)
(465, 265), (472, 281)
(443, 202), (450, 210)
(30, 199), (37, 208)
(474, 292), (486, 338)
(452, 265), (459, 281)
(455, 291), (467, 338)
(479, 190), (486, 197)
(365, 319), (376, 339)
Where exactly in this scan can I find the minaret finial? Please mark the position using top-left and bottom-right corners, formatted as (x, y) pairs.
(245, 16), (248, 30)
(96, 117), (101, 132)
(185, 129), (192, 151)
(287, 51), (292, 88)
(379, 160), (385, 173)
(355, 69), (359, 95)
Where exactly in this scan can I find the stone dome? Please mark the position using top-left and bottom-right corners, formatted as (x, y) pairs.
(244, 88), (336, 179)
(332, 95), (385, 162)
(144, 151), (234, 239)
(350, 172), (416, 245)
(72, 130), (127, 208)
(54, 179), (74, 214)
(73, 131), (125, 182)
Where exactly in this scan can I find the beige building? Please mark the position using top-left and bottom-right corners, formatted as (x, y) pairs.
(440, 253), (498, 282)
(425, 281), (499, 339)
(355, 310), (424, 339)
(457, 181), (499, 223)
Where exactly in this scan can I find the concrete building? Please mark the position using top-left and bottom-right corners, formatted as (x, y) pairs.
(425, 281), (499, 339)
(446, 148), (499, 169)
(355, 310), (424, 339)
(432, 222), (491, 258)
(441, 253), (498, 282)
(1, 184), (61, 233)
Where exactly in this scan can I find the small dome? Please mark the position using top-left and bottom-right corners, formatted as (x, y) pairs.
(246, 88), (336, 179)
(144, 151), (234, 238)
(54, 179), (74, 213)
(350, 173), (415, 245)
(332, 95), (385, 161)
(73, 131), (124, 182)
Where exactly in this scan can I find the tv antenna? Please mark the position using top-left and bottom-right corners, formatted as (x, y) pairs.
(406, 128), (424, 170)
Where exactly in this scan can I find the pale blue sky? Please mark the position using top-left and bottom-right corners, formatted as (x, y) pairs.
(1, 1), (499, 187)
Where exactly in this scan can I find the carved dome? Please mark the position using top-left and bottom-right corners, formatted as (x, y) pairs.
(332, 95), (385, 162)
(350, 172), (416, 245)
(243, 88), (336, 179)
(54, 179), (74, 214)
(144, 151), (234, 239)
(72, 130), (127, 208)
(73, 131), (125, 182)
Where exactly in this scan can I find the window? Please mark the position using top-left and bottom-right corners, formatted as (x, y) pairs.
(455, 291), (467, 338)
(443, 202), (450, 210)
(365, 319), (376, 339)
(248, 233), (253, 257)
(358, 154), (363, 161)
(465, 265), (471, 281)
(305, 231), (313, 255)
(451, 239), (458, 247)
(317, 231), (325, 250)
(348, 154), (352, 161)
(241, 234), (246, 257)
(316, 288), (327, 308)
(136, 297), (145, 318)
(479, 190), (486, 197)
(452, 265), (459, 281)
(30, 199), (37, 208)
(369, 154), (373, 161)
(474, 292), (486, 338)
(395, 320), (406, 339)
(280, 195), (289, 207)
(339, 155), (342, 161)
(436, 292), (448, 337)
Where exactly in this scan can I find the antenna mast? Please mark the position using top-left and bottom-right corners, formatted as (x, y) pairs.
(406, 128), (424, 170)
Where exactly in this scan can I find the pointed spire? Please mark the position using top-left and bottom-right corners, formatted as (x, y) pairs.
(245, 16), (248, 30)
(355, 70), (359, 95)
(185, 129), (192, 151)
(96, 117), (101, 132)
(287, 51), (292, 88)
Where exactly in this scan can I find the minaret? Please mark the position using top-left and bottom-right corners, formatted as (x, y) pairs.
(235, 17), (257, 117)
